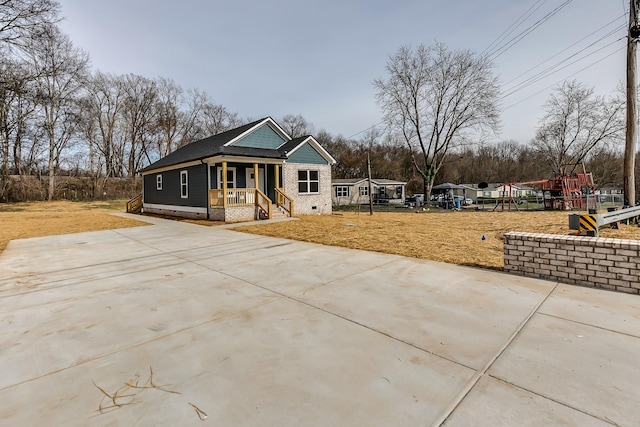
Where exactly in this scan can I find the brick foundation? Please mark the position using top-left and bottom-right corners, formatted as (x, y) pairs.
(504, 232), (640, 294)
(210, 206), (257, 222)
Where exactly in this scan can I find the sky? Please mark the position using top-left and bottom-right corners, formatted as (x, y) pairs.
(56, 0), (629, 144)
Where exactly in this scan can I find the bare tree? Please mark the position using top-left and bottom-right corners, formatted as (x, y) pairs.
(374, 43), (500, 200)
(586, 146), (624, 187)
(280, 114), (312, 138)
(26, 24), (89, 200)
(0, 58), (37, 198)
(83, 71), (124, 177)
(531, 80), (625, 174)
(199, 99), (242, 137)
(0, 0), (60, 50)
(153, 77), (182, 157)
(121, 73), (157, 175)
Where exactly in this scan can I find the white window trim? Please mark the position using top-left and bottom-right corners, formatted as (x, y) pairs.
(216, 166), (236, 189)
(298, 170), (319, 194)
(180, 170), (188, 198)
(359, 186), (369, 196)
(156, 174), (162, 190)
(336, 186), (349, 197)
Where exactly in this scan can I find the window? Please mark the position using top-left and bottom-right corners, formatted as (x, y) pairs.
(336, 186), (349, 197)
(180, 170), (188, 198)
(156, 174), (162, 190)
(298, 170), (319, 193)
(359, 186), (369, 196)
(216, 167), (236, 189)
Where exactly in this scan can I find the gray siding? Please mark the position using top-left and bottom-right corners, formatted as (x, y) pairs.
(144, 164), (207, 207)
(233, 124), (286, 149)
(288, 143), (327, 165)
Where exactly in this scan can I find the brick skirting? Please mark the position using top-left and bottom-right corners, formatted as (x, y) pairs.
(504, 232), (640, 295)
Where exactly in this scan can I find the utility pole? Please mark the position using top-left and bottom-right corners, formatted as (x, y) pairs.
(625, 0), (639, 207)
(367, 150), (374, 215)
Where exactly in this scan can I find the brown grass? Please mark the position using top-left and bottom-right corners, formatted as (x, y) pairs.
(234, 210), (640, 270)
(3, 201), (638, 271)
(0, 200), (146, 253)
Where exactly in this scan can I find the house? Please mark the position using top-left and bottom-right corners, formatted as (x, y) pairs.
(332, 178), (406, 205)
(460, 183), (537, 202)
(139, 117), (336, 222)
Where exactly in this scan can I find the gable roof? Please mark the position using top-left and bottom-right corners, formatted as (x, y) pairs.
(140, 118), (286, 173)
(332, 178), (406, 186)
(278, 135), (336, 164)
(140, 117), (336, 173)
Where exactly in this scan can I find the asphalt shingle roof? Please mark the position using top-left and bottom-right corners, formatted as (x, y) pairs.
(277, 136), (309, 155)
(140, 118), (286, 173)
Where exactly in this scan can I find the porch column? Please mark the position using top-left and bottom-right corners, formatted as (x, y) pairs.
(253, 163), (259, 191)
(275, 164), (280, 189)
(222, 160), (228, 207)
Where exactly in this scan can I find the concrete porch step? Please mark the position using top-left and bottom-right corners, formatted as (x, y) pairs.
(270, 204), (289, 219)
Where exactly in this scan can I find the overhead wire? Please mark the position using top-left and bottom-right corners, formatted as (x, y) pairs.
(487, 0), (574, 59)
(346, 121), (384, 140)
(348, 1), (621, 141)
(482, 0), (549, 56)
(501, 14), (625, 88)
(502, 45), (626, 111)
(501, 32), (626, 99)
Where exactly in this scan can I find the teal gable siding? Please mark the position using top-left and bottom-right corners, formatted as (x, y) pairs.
(288, 143), (327, 165)
(233, 124), (286, 149)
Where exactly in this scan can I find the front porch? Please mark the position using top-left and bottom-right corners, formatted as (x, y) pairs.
(209, 187), (293, 222)
(208, 160), (293, 222)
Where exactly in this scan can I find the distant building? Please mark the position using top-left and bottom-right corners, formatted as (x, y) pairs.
(332, 178), (406, 205)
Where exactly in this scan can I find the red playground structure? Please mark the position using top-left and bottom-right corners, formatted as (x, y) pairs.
(524, 164), (596, 210)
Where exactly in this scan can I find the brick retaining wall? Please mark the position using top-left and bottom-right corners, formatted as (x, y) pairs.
(504, 232), (640, 294)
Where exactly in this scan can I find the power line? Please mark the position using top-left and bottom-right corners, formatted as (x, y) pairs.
(502, 14), (625, 88)
(346, 121), (384, 140)
(502, 45), (626, 111)
(501, 33), (626, 99)
(482, 0), (549, 56)
(487, 0), (574, 60)
(349, 2), (618, 141)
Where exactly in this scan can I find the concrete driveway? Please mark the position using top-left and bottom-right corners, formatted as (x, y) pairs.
(0, 215), (639, 426)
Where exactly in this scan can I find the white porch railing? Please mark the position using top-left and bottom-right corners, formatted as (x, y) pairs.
(209, 188), (256, 207)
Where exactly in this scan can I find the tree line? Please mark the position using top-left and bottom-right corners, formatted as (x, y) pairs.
(1, 1), (244, 201)
(319, 131), (636, 195)
(1, 1), (637, 203)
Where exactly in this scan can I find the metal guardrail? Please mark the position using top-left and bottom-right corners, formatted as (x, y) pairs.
(569, 205), (640, 236)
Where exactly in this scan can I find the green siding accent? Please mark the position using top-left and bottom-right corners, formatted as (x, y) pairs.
(233, 124), (286, 149)
(288, 143), (328, 165)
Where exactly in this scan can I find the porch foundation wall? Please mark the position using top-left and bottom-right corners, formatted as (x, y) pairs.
(283, 163), (332, 215)
(143, 205), (207, 220)
(209, 206), (257, 222)
(504, 232), (640, 295)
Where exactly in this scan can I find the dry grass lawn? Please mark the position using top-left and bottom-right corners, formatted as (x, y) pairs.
(0, 200), (146, 253)
(2, 201), (639, 271)
(235, 210), (640, 270)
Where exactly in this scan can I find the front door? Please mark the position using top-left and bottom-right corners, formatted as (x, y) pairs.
(246, 168), (265, 192)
